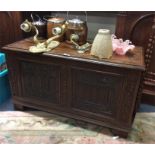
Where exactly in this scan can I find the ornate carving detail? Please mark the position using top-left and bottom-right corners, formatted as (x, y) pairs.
(143, 15), (155, 90)
(20, 61), (61, 104)
(71, 68), (123, 117)
(117, 71), (141, 124)
(145, 16), (155, 69)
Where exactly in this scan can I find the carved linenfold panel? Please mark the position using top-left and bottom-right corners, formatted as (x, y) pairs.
(118, 71), (141, 124)
(71, 68), (124, 117)
(20, 61), (61, 104)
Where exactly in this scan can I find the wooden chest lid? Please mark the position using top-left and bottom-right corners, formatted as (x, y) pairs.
(2, 38), (145, 71)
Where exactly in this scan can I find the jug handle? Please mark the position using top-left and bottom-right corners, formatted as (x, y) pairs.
(31, 13), (42, 22)
(66, 11), (87, 22)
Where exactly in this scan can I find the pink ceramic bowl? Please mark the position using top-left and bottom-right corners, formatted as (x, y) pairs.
(112, 35), (135, 55)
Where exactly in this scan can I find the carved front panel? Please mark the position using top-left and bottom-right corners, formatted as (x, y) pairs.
(5, 54), (22, 97)
(20, 61), (61, 104)
(71, 68), (124, 117)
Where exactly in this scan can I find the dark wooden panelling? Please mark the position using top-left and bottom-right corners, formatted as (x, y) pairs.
(0, 12), (23, 50)
(20, 61), (61, 104)
(71, 68), (123, 117)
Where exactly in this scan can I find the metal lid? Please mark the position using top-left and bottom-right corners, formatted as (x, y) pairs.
(68, 18), (84, 24)
(48, 17), (65, 24)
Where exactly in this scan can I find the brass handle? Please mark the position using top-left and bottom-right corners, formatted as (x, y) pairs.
(67, 11), (87, 22)
(31, 13), (42, 22)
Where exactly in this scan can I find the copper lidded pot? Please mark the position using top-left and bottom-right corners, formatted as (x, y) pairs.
(43, 15), (66, 42)
(65, 11), (88, 46)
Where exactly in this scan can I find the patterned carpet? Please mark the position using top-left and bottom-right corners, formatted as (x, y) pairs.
(0, 111), (155, 144)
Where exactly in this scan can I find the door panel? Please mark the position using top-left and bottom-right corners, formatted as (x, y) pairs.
(70, 68), (124, 117)
(20, 60), (61, 105)
(70, 67), (140, 125)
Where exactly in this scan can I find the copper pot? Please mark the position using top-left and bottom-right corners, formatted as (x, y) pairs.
(43, 15), (66, 42)
(65, 12), (88, 46)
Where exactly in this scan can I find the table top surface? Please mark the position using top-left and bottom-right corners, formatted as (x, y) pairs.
(2, 38), (145, 71)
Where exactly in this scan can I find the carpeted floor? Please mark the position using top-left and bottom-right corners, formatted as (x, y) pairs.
(0, 111), (155, 144)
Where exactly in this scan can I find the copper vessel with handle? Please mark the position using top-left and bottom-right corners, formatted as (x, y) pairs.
(43, 15), (66, 42)
(65, 11), (88, 46)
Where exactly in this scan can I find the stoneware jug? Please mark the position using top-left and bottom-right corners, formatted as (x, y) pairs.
(91, 29), (113, 59)
(65, 11), (88, 46)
